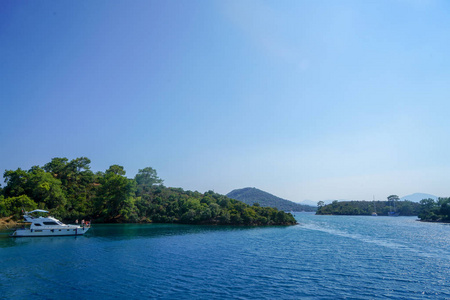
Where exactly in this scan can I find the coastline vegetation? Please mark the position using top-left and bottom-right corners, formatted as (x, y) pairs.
(0, 157), (296, 226)
(316, 199), (420, 216)
(316, 196), (450, 222)
(417, 198), (450, 222)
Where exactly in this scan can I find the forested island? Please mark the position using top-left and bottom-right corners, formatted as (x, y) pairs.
(417, 198), (450, 222)
(0, 157), (296, 226)
(316, 198), (420, 216)
(316, 196), (450, 222)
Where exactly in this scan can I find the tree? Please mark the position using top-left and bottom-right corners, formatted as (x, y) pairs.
(106, 165), (126, 176)
(135, 167), (163, 186)
(43, 157), (69, 178)
(418, 198), (438, 221)
(387, 195), (400, 213)
(0, 195), (9, 217)
(27, 166), (66, 209)
(317, 201), (324, 208)
(419, 198), (436, 211)
(3, 166), (66, 210)
(135, 167), (163, 195)
(3, 168), (29, 197)
(66, 157), (91, 173)
(95, 165), (136, 221)
(387, 195), (399, 202)
(438, 198), (450, 221)
(2, 195), (38, 218)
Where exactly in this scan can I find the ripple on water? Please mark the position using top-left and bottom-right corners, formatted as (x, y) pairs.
(1, 218), (450, 299)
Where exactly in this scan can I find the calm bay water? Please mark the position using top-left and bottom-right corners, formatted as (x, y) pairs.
(1, 213), (450, 299)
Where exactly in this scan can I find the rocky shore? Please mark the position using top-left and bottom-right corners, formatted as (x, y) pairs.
(0, 217), (19, 230)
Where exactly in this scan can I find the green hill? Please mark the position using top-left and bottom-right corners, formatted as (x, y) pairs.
(226, 187), (316, 212)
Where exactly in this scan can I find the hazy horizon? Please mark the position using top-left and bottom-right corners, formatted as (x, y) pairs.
(2, 1), (450, 202)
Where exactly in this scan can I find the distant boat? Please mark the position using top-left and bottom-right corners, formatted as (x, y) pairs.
(371, 196), (377, 216)
(388, 195), (400, 217)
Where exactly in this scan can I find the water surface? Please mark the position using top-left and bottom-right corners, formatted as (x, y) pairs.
(1, 214), (449, 299)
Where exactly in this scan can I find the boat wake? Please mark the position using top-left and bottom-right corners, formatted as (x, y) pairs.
(300, 222), (450, 260)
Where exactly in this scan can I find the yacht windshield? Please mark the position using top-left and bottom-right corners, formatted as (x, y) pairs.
(43, 222), (58, 226)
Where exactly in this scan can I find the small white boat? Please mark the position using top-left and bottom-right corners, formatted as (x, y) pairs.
(10, 209), (90, 237)
(371, 196), (377, 216)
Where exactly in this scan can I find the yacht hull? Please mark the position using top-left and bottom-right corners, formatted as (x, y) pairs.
(11, 227), (90, 237)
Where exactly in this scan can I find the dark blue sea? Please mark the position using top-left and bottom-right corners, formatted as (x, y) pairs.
(1, 213), (449, 299)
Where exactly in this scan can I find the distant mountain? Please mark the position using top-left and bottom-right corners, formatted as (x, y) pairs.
(226, 187), (316, 212)
(400, 193), (439, 202)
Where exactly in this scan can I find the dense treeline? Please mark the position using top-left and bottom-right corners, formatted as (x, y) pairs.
(417, 198), (450, 222)
(0, 157), (296, 226)
(316, 200), (420, 216)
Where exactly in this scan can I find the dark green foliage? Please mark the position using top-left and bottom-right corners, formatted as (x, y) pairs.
(1, 158), (296, 226)
(131, 187), (296, 225)
(135, 167), (163, 195)
(0, 195), (37, 218)
(94, 166), (137, 222)
(316, 200), (420, 216)
(417, 198), (450, 222)
(227, 187), (316, 212)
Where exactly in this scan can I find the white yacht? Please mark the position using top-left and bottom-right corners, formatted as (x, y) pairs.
(10, 209), (90, 237)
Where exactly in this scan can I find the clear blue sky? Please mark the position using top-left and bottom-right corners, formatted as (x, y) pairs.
(2, 0), (450, 202)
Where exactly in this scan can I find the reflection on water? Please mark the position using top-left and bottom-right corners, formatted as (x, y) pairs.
(0, 229), (85, 248)
(0, 230), (14, 248)
(92, 223), (259, 239)
(0, 223), (262, 248)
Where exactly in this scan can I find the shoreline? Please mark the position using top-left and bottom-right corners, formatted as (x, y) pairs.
(0, 216), (297, 230)
(0, 217), (19, 230)
(418, 219), (450, 224)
